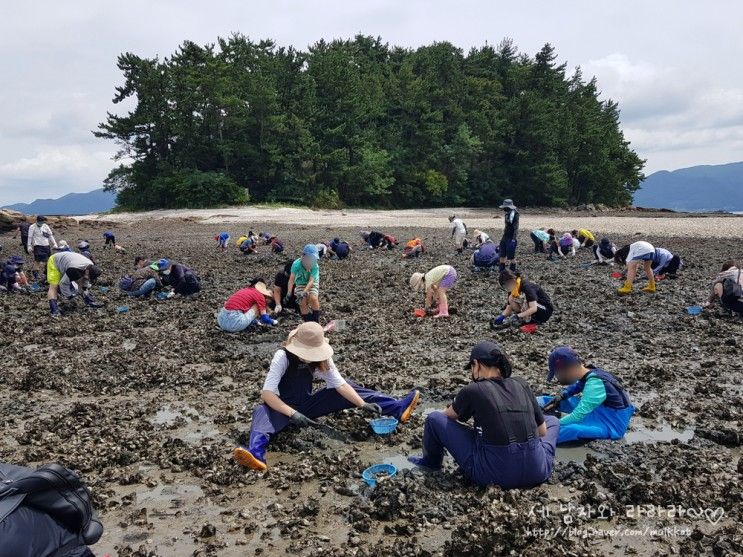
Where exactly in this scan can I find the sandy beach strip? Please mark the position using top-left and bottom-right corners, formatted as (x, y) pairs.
(77, 206), (743, 238)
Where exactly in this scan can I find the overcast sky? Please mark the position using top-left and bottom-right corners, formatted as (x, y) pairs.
(1, 1), (742, 205)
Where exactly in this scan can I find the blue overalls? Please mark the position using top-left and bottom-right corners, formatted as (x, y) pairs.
(244, 353), (417, 463)
(418, 411), (559, 488)
(539, 368), (634, 444)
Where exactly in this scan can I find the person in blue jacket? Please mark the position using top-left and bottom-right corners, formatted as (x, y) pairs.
(103, 230), (116, 249)
(328, 238), (351, 260)
(215, 232), (230, 250)
(470, 241), (499, 271)
(538, 346), (634, 444)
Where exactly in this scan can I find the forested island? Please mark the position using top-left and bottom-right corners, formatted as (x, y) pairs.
(96, 35), (644, 210)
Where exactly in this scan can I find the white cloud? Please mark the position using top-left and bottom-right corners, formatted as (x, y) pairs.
(1, 1), (743, 199)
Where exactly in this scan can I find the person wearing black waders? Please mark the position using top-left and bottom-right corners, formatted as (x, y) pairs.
(408, 341), (559, 488)
(234, 322), (421, 471)
(498, 199), (519, 272)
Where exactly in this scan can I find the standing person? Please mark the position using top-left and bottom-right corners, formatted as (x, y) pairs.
(102, 231), (116, 249)
(272, 262), (297, 314)
(215, 232), (230, 250)
(651, 247), (683, 279)
(614, 241), (658, 295)
(491, 270), (553, 327)
(539, 346), (634, 444)
(13, 220), (31, 254)
(498, 199), (519, 272)
(328, 238), (351, 260)
(409, 264), (458, 318)
(704, 260), (743, 316)
(46, 252), (103, 317)
(287, 245), (322, 323)
(449, 215), (468, 254)
(592, 238), (617, 264)
(151, 259), (201, 296)
(217, 281), (278, 332)
(233, 322), (421, 471)
(408, 341), (559, 489)
(571, 228), (596, 248)
(471, 241), (499, 271)
(27, 216), (57, 282)
(530, 228), (550, 253)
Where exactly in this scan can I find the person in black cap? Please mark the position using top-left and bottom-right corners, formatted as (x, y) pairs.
(13, 219), (31, 254)
(408, 341), (559, 488)
(498, 199), (519, 272)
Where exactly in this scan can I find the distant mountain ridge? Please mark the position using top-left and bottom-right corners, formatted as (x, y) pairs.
(634, 161), (743, 212)
(3, 188), (117, 215)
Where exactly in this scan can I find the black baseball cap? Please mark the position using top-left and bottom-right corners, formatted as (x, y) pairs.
(464, 341), (505, 369)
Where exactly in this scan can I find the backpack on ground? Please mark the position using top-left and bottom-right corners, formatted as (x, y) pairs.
(0, 462), (103, 547)
(118, 275), (134, 291)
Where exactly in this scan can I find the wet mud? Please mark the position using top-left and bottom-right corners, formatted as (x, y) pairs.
(0, 219), (741, 556)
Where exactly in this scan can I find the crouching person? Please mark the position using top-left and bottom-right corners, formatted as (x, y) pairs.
(539, 346), (634, 444)
(121, 261), (163, 298)
(218, 281), (277, 332)
(408, 341), (558, 488)
(234, 323), (421, 471)
(151, 259), (201, 296)
(410, 264), (458, 318)
(46, 252), (103, 317)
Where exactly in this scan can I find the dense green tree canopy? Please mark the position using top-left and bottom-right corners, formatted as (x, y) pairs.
(96, 35), (644, 210)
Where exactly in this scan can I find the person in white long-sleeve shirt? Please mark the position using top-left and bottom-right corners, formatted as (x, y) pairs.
(26, 216), (57, 281)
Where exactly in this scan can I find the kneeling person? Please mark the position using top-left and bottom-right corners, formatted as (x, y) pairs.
(218, 281), (277, 332)
(409, 341), (558, 489)
(540, 346), (634, 444)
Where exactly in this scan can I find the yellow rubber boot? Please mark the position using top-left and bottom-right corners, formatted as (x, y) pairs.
(617, 281), (633, 295)
(642, 280), (657, 293)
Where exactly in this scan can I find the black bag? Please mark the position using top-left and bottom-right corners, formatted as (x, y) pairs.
(721, 270), (743, 305)
(0, 462), (103, 546)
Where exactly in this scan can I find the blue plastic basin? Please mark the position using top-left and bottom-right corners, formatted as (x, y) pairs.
(369, 417), (398, 435)
(362, 463), (397, 487)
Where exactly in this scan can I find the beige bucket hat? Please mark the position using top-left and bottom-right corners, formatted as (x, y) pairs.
(284, 322), (334, 362)
(253, 281), (272, 297)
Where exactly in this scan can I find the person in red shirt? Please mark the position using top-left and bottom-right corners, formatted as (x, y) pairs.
(217, 281), (277, 332)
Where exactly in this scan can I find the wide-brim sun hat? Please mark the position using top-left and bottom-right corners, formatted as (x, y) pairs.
(499, 199), (516, 209)
(285, 322), (334, 362)
(409, 272), (425, 290)
(253, 281), (272, 297)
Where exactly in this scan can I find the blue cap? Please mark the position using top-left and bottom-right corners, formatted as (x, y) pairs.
(302, 244), (319, 259)
(9, 255), (25, 265)
(150, 258), (171, 271)
(547, 346), (581, 381)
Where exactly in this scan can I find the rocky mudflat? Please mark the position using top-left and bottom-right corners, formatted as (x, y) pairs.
(1, 215), (741, 556)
